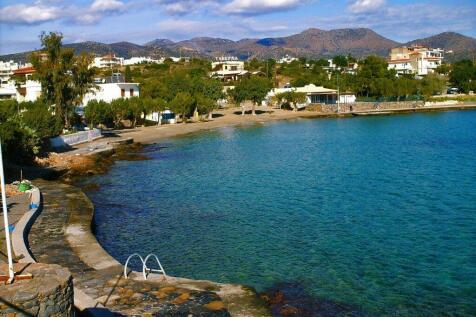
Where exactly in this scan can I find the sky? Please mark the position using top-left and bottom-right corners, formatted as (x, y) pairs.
(0, 0), (475, 55)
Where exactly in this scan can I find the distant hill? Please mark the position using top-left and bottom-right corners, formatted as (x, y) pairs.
(142, 28), (399, 59)
(2, 28), (475, 63)
(405, 32), (476, 61)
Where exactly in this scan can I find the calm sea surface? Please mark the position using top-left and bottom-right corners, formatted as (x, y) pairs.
(84, 111), (476, 316)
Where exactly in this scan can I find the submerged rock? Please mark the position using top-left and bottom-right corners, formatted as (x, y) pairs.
(262, 282), (371, 317)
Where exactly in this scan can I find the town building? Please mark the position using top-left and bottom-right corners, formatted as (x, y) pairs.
(387, 45), (444, 76)
(92, 54), (124, 68)
(82, 73), (139, 106)
(0, 60), (26, 84)
(277, 55), (298, 64)
(210, 60), (248, 82)
(265, 84), (355, 109)
(0, 66), (42, 101)
(323, 60), (359, 75)
(123, 57), (163, 65)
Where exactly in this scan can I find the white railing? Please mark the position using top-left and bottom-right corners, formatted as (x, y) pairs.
(124, 253), (167, 281)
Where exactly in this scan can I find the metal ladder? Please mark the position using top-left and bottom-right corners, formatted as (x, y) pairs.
(124, 253), (167, 280)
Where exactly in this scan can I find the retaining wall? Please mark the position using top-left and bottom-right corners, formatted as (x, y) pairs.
(0, 263), (74, 317)
(313, 101), (425, 113)
(50, 129), (102, 149)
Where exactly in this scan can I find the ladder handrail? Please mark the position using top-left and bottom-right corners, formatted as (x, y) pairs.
(123, 253), (145, 279)
(143, 253), (167, 281)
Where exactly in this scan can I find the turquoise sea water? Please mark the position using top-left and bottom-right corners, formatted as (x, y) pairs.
(85, 111), (476, 316)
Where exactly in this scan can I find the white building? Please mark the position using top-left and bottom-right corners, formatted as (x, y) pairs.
(0, 82), (17, 100)
(277, 55), (298, 64)
(146, 109), (176, 124)
(0, 80), (42, 102)
(210, 60), (248, 81)
(265, 84), (356, 109)
(82, 73), (139, 106)
(0, 65), (41, 101)
(0, 60), (27, 84)
(388, 45), (444, 76)
(123, 56), (163, 65)
(92, 54), (124, 68)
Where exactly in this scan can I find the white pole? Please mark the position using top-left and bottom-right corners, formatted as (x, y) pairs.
(0, 140), (14, 280)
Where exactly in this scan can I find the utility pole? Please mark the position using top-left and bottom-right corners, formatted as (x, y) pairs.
(0, 140), (14, 283)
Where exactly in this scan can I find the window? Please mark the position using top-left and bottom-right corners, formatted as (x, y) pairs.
(130, 89), (134, 96)
(121, 89), (125, 97)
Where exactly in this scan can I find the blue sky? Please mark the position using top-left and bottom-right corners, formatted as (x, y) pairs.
(0, 0), (475, 55)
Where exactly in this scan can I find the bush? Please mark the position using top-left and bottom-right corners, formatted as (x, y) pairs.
(0, 115), (40, 163)
(0, 100), (61, 162)
(21, 101), (62, 139)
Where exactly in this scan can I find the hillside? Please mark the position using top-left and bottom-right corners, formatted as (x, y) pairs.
(1, 28), (475, 63)
(405, 32), (476, 61)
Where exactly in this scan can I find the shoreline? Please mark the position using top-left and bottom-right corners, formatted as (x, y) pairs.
(39, 102), (476, 184)
(99, 103), (476, 146)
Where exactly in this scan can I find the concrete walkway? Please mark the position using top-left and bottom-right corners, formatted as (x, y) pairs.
(0, 193), (29, 263)
(27, 180), (270, 316)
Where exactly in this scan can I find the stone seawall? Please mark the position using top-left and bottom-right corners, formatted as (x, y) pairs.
(316, 101), (425, 113)
(0, 263), (74, 317)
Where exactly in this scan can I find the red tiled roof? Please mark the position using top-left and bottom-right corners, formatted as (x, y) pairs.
(13, 66), (36, 75)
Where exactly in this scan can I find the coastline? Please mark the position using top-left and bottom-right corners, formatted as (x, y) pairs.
(44, 102), (476, 187)
(94, 103), (476, 146)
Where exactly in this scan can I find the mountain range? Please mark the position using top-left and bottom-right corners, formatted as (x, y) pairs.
(2, 28), (475, 63)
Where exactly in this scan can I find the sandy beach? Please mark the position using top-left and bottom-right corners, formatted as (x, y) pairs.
(116, 106), (322, 145)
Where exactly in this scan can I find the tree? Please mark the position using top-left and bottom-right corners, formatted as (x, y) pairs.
(274, 91), (307, 111)
(127, 97), (144, 127)
(31, 32), (95, 128)
(195, 94), (216, 120)
(332, 55), (348, 68)
(419, 74), (446, 97)
(231, 77), (271, 115)
(191, 77), (224, 119)
(395, 77), (415, 101)
(72, 52), (96, 109)
(110, 98), (129, 128)
(169, 92), (195, 123)
(435, 63), (451, 76)
(450, 60), (476, 93)
(85, 100), (111, 127)
(124, 65), (132, 82)
(284, 91), (307, 111)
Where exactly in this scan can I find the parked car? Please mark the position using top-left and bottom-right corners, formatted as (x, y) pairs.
(447, 87), (459, 95)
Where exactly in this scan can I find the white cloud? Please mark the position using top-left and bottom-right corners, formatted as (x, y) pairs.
(348, 0), (385, 13)
(223, 0), (305, 15)
(155, 0), (220, 15)
(71, 0), (127, 24)
(0, 0), (127, 25)
(0, 2), (61, 24)
(90, 0), (125, 12)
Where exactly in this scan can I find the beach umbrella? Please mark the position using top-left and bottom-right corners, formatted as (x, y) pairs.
(0, 138), (15, 283)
